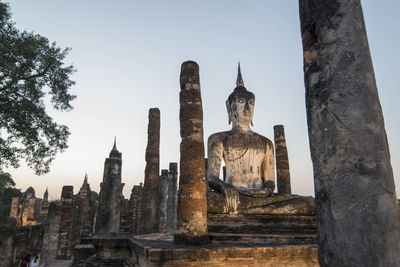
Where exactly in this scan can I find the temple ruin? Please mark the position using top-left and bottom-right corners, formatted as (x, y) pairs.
(1, 1), (399, 266)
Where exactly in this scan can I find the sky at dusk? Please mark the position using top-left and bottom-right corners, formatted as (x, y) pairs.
(6, 1), (400, 200)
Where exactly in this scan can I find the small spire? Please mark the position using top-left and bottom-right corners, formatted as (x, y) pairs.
(112, 136), (117, 150)
(84, 173), (88, 183)
(109, 136), (122, 158)
(44, 187), (49, 200)
(236, 62), (244, 87)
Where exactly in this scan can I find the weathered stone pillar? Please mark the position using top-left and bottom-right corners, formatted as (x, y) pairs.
(299, 1), (400, 266)
(40, 201), (62, 265)
(159, 169), (169, 233)
(95, 140), (124, 236)
(130, 183), (143, 234)
(167, 162), (178, 233)
(78, 174), (92, 236)
(56, 186), (73, 259)
(140, 108), (161, 233)
(40, 188), (49, 224)
(174, 61), (209, 245)
(274, 125), (291, 195)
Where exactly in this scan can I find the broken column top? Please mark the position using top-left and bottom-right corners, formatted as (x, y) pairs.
(180, 61), (199, 87)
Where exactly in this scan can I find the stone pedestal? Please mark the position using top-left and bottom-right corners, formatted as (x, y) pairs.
(174, 61), (209, 245)
(300, 0), (400, 265)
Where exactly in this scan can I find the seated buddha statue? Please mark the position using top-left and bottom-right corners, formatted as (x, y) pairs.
(207, 64), (314, 215)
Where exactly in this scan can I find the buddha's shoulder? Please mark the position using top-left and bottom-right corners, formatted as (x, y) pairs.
(251, 132), (273, 147)
(208, 131), (231, 143)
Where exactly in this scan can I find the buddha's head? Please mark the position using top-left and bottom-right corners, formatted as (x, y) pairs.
(226, 64), (255, 127)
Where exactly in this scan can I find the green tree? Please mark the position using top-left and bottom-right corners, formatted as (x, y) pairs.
(0, 2), (76, 174)
(0, 170), (22, 216)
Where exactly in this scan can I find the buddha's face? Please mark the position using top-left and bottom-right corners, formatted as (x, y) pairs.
(230, 96), (254, 125)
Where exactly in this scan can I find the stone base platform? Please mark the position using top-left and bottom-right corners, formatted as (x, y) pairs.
(74, 214), (318, 266)
(131, 233), (318, 267)
(208, 214), (317, 245)
(74, 234), (318, 267)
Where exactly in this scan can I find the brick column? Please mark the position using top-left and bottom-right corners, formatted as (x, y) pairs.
(130, 184), (143, 234)
(158, 169), (169, 233)
(300, 0), (400, 265)
(167, 163), (178, 233)
(174, 61), (209, 245)
(140, 108), (161, 233)
(56, 186), (73, 259)
(274, 125), (291, 195)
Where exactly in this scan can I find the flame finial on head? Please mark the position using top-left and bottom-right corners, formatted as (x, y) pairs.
(236, 62), (244, 87)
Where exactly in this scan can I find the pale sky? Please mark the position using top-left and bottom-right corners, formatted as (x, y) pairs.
(6, 1), (400, 200)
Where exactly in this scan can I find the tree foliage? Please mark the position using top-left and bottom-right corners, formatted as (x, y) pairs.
(0, 170), (22, 216)
(0, 3), (76, 174)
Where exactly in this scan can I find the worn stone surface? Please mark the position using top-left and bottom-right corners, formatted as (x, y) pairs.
(56, 186), (75, 260)
(274, 125), (291, 195)
(207, 65), (276, 214)
(119, 198), (131, 234)
(73, 236), (135, 266)
(41, 201), (62, 265)
(300, 0), (400, 266)
(78, 174), (92, 236)
(141, 108), (161, 234)
(208, 214), (316, 245)
(95, 140), (124, 236)
(9, 187), (43, 226)
(206, 65), (312, 215)
(159, 169), (169, 233)
(166, 162), (178, 233)
(132, 233), (319, 267)
(74, 233), (319, 267)
(129, 183), (143, 234)
(208, 192), (315, 215)
(40, 188), (50, 224)
(0, 217), (15, 266)
(174, 61), (209, 245)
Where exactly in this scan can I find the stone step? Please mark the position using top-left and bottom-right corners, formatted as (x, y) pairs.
(210, 233), (317, 245)
(208, 214), (316, 235)
(209, 226), (316, 235)
(208, 214), (316, 223)
(86, 256), (133, 267)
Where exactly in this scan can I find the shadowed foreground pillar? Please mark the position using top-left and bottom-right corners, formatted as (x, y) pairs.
(274, 125), (291, 195)
(174, 61), (209, 245)
(299, 0), (400, 266)
(140, 108), (161, 233)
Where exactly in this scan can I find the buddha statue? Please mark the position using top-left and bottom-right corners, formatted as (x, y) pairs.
(207, 64), (314, 215)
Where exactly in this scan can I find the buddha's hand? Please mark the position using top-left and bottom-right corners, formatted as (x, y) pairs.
(222, 184), (240, 214)
(240, 187), (273, 197)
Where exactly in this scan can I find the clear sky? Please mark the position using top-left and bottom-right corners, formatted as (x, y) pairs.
(6, 1), (400, 200)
